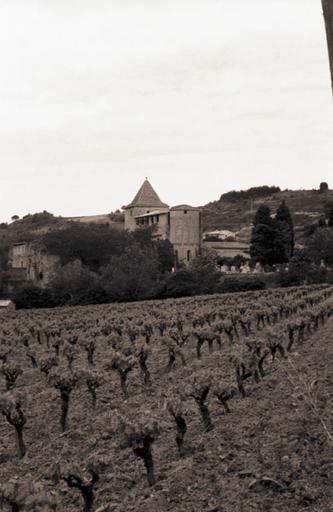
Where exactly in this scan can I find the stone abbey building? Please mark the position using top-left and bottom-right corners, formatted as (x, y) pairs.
(123, 179), (202, 264)
(9, 241), (60, 288)
(7, 180), (202, 288)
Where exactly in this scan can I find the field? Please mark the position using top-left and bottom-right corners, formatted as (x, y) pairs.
(0, 285), (333, 511)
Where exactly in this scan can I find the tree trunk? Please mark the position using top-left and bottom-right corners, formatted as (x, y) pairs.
(89, 389), (97, 409)
(60, 392), (70, 432)
(322, 0), (333, 93)
(175, 415), (187, 455)
(140, 363), (151, 386)
(198, 402), (213, 432)
(82, 486), (94, 512)
(133, 440), (156, 486)
(10, 502), (20, 512)
(143, 445), (155, 486)
(166, 350), (176, 372)
(87, 348), (94, 366)
(15, 425), (26, 458)
(120, 373), (128, 399)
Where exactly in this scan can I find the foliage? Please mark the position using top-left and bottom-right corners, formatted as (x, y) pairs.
(43, 223), (129, 271)
(220, 186), (281, 203)
(120, 415), (160, 486)
(305, 227), (333, 267)
(13, 285), (58, 309)
(220, 276), (266, 293)
(276, 200), (294, 257)
(277, 249), (325, 287)
(50, 261), (106, 306)
(162, 255), (222, 298)
(319, 182), (329, 194)
(250, 206), (278, 264)
(0, 392), (27, 458)
(250, 202), (295, 265)
(101, 243), (163, 302)
(216, 255), (248, 269)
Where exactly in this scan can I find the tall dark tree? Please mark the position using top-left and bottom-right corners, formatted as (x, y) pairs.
(253, 205), (272, 227)
(319, 182), (329, 194)
(250, 206), (277, 265)
(101, 243), (162, 301)
(275, 200), (295, 258)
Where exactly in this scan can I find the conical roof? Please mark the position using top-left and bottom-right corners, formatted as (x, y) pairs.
(125, 179), (169, 209)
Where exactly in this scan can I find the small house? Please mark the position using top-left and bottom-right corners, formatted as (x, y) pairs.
(0, 299), (16, 314)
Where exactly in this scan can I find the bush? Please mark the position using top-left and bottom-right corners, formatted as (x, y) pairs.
(162, 269), (199, 298)
(220, 277), (266, 293)
(220, 186), (280, 203)
(13, 285), (58, 309)
(101, 244), (163, 302)
(161, 255), (222, 298)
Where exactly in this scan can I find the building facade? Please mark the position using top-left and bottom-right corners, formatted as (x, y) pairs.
(123, 179), (170, 232)
(9, 242), (60, 288)
(123, 179), (202, 264)
(203, 240), (250, 259)
(0, 300), (16, 314)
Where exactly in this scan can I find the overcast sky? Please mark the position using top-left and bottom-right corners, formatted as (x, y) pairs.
(0, 0), (332, 221)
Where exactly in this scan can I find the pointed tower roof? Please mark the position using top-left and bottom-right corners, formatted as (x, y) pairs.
(124, 179), (169, 209)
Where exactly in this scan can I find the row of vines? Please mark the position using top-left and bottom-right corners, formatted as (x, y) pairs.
(0, 284), (332, 511)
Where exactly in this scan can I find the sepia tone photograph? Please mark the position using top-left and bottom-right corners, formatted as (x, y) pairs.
(0, 1), (333, 511)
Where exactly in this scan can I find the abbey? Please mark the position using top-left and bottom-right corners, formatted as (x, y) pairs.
(123, 179), (202, 265)
(7, 180), (202, 289)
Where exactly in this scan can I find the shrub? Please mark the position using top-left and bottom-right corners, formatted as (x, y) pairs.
(220, 277), (266, 293)
(13, 285), (58, 309)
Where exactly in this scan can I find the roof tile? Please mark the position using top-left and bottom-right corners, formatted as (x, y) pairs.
(125, 179), (169, 209)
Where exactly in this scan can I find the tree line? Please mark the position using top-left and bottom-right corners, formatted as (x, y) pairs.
(250, 198), (333, 286)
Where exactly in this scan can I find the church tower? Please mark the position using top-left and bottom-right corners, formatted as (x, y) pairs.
(123, 179), (169, 231)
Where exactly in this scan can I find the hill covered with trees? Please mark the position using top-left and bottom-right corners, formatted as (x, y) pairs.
(202, 184), (333, 243)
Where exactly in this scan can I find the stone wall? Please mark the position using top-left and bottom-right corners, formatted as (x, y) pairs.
(9, 242), (60, 288)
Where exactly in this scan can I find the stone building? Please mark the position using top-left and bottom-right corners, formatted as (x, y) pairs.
(123, 179), (202, 264)
(9, 242), (60, 288)
(123, 179), (170, 232)
(203, 240), (250, 259)
(0, 299), (16, 314)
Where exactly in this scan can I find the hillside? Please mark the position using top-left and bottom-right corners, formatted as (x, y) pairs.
(202, 188), (333, 242)
(0, 212), (124, 265)
(0, 286), (332, 511)
(1, 187), (332, 253)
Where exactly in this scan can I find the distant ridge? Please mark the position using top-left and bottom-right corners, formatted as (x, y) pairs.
(202, 187), (333, 242)
(1, 186), (332, 246)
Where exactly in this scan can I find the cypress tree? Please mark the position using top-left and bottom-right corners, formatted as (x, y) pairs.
(250, 206), (276, 265)
(275, 200), (295, 258)
(253, 205), (272, 227)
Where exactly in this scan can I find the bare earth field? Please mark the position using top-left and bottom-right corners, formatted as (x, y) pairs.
(0, 286), (332, 512)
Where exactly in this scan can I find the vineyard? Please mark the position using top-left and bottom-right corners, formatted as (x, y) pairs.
(0, 285), (333, 511)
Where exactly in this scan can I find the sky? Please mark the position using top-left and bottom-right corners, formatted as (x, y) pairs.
(0, 0), (332, 221)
